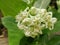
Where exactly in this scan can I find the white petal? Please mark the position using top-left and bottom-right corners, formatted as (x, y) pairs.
(52, 18), (57, 23)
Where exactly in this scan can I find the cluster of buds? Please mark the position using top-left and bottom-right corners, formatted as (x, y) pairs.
(16, 7), (57, 38)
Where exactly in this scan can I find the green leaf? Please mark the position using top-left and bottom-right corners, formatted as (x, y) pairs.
(0, 0), (27, 16)
(34, 0), (50, 8)
(31, 34), (49, 45)
(20, 37), (34, 45)
(38, 35), (48, 45)
(20, 34), (49, 45)
(2, 16), (24, 45)
(47, 35), (60, 45)
(53, 11), (60, 21)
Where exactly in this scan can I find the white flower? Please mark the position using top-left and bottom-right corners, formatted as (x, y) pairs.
(51, 18), (57, 24)
(16, 7), (57, 38)
(16, 7), (29, 22)
(40, 9), (47, 13)
(24, 30), (31, 37)
(22, 18), (31, 26)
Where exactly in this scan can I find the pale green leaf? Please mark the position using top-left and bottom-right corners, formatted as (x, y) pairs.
(34, 0), (50, 8)
(2, 16), (24, 45)
(22, 0), (34, 4)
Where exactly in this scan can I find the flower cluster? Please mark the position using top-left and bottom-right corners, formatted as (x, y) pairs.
(16, 7), (57, 38)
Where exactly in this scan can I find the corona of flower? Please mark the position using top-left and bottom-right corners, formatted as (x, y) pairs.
(16, 7), (57, 38)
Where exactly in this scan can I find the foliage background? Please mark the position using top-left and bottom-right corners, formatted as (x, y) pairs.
(0, 0), (60, 45)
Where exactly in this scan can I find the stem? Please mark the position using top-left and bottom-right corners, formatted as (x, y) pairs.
(35, 35), (40, 45)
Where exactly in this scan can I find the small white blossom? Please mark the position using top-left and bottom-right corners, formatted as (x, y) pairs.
(16, 7), (57, 38)
(24, 30), (31, 37)
(51, 18), (57, 23)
